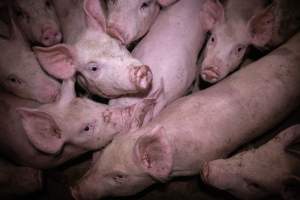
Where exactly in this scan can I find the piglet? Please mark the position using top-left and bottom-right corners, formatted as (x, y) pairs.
(17, 79), (157, 160)
(11, 0), (62, 46)
(109, 0), (214, 121)
(35, 0), (152, 98)
(201, 124), (300, 200)
(0, 158), (42, 197)
(106, 0), (178, 45)
(70, 27), (300, 200)
(200, 0), (300, 83)
(0, 18), (60, 103)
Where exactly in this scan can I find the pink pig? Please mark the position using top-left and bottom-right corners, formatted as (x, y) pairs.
(0, 18), (60, 103)
(106, 0), (178, 45)
(70, 31), (300, 200)
(11, 0), (62, 46)
(109, 0), (215, 121)
(202, 124), (300, 200)
(35, 0), (152, 98)
(200, 0), (300, 83)
(16, 79), (156, 160)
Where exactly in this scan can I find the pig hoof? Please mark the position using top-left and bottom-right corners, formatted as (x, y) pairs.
(201, 67), (221, 83)
(200, 162), (210, 184)
(132, 65), (152, 91)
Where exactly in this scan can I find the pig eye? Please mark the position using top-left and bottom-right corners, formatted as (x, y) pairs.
(87, 62), (101, 72)
(80, 122), (96, 134)
(210, 35), (215, 43)
(6, 75), (23, 85)
(141, 0), (153, 9)
(235, 45), (247, 56)
(45, 0), (52, 8)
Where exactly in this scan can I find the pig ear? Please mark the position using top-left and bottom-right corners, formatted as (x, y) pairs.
(249, 4), (275, 47)
(33, 44), (76, 80)
(17, 107), (64, 155)
(83, 0), (106, 31)
(134, 126), (173, 182)
(157, 0), (178, 7)
(201, 0), (224, 31)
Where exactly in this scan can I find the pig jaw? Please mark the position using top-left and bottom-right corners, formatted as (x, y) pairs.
(75, 31), (152, 98)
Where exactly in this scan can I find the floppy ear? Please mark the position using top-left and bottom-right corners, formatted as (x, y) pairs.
(17, 107), (65, 155)
(201, 0), (225, 31)
(83, 0), (106, 31)
(134, 126), (173, 182)
(249, 3), (275, 47)
(33, 44), (76, 80)
(157, 0), (178, 7)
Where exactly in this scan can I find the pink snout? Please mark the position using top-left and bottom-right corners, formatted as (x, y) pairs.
(201, 66), (222, 84)
(41, 27), (62, 46)
(130, 65), (153, 92)
(107, 24), (127, 45)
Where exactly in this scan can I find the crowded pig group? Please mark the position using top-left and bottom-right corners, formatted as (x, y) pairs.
(0, 0), (299, 199)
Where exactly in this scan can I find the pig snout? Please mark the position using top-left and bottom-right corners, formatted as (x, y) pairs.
(107, 24), (128, 45)
(201, 65), (222, 83)
(41, 26), (62, 46)
(130, 65), (153, 91)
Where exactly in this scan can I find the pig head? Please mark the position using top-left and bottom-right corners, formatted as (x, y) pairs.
(106, 0), (178, 45)
(34, 0), (152, 98)
(200, 0), (275, 83)
(201, 124), (300, 200)
(11, 0), (62, 46)
(0, 19), (60, 103)
(71, 125), (173, 200)
(17, 79), (156, 157)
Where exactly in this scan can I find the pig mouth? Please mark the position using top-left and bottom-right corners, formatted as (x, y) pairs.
(201, 66), (221, 83)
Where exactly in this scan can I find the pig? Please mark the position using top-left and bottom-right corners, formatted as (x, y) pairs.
(0, 158), (43, 197)
(0, 18), (61, 103)
(201, 124), (300, 200)
(10, 0), (62, 46)
(109, 0), (215, 121)
(52, 0), (86, 44)
(200, 0), (300, 83)
(17, 79), (156, 159)
(106, 0), (178, 45)
(70, 30), (300, 200)
(35, 0), (153, 98)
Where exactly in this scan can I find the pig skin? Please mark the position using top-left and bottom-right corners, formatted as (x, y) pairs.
(71, 27), (300, 200)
